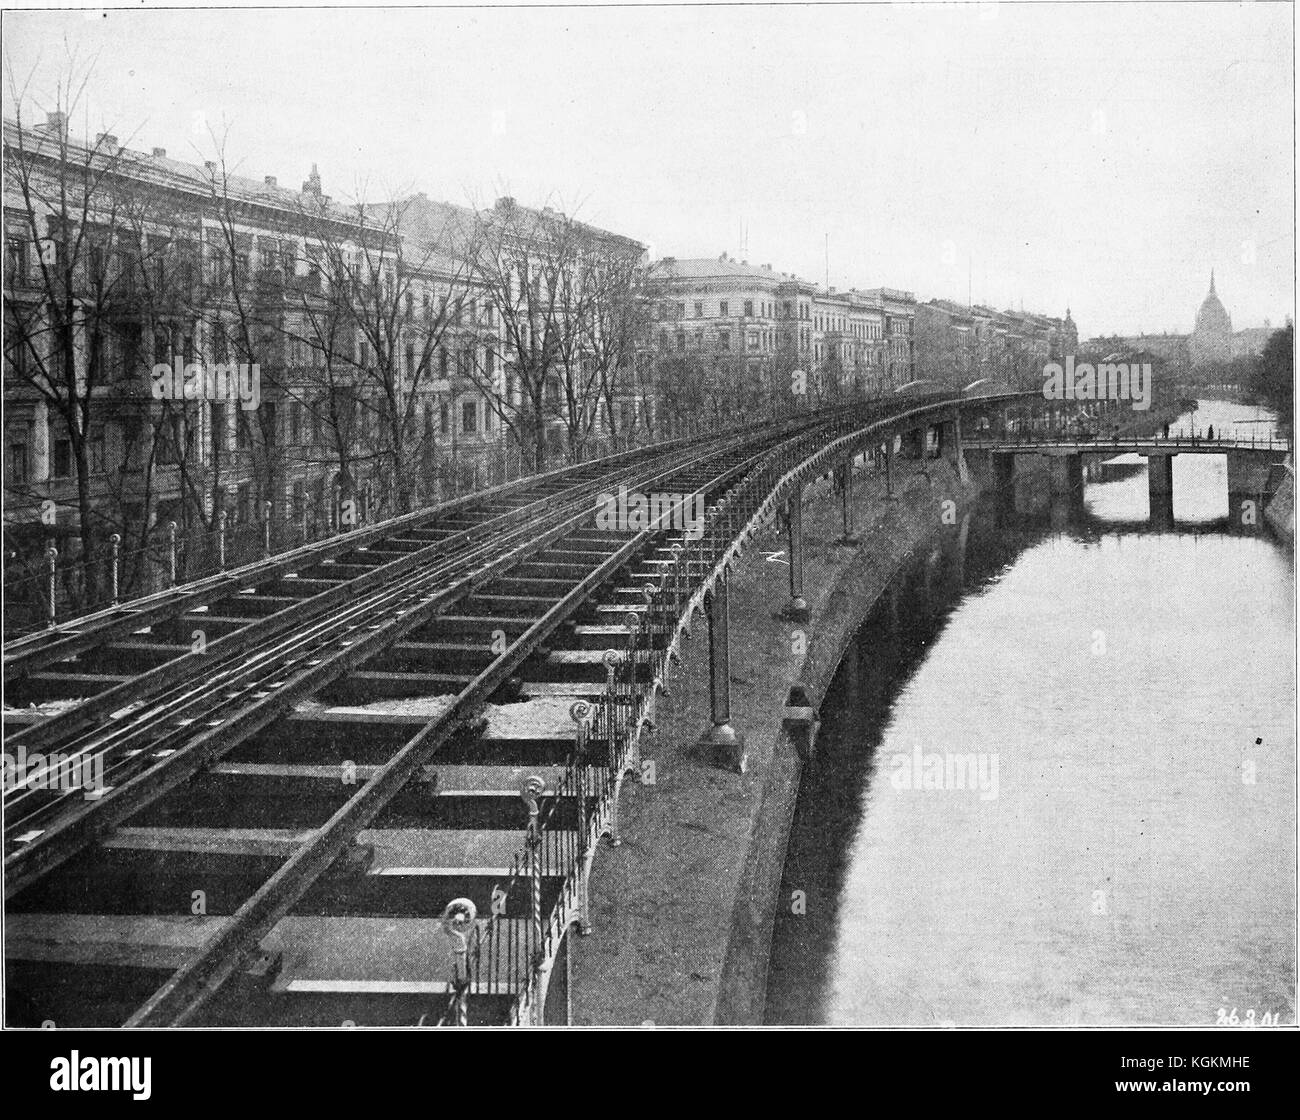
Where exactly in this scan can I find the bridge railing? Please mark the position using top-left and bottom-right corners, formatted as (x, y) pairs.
(965, 432), (1291, 452)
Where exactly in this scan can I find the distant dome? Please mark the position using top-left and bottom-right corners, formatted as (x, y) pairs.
(1194, 272), (1232, 336)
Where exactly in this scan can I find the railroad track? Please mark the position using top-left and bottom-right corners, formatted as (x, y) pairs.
(3, 394), (976, 1027)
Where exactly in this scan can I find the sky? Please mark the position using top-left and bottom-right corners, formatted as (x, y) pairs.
(2, 1), (1294, 338)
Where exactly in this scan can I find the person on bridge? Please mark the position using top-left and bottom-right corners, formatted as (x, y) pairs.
(1163, 423), (1170, 439)
(1208, 424), (1215, 441)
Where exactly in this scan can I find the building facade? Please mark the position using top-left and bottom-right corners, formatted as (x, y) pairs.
(914, 299), (1077, 391)
(3, 113), (644, 618)
(648, 253), (915, 424)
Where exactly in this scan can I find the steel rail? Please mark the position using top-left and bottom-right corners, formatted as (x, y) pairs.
(3, 422), (778, 680)
(4, 424), (784, 896)
(124, 423), (800, 1027)
(5, 441), (716, 751)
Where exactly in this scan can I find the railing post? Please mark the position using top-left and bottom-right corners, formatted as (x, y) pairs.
(108, 533), (121, 606)
(569, 701), (593, 935)
(45, 543), (58, 629)
(262, 500), (273, 557)
(602, 649), (621, 846)
(167, 521), (178, 587)
(440, 899), (477, 1027)
(216, 510), (228, 570)
(520, 775), (547, 1025)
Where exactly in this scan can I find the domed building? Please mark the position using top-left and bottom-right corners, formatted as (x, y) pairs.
(1086, 270), (1274, 375)
(1189, 271), (1234, 366)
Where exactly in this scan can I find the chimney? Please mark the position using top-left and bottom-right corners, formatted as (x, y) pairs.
(495, 196), (516, 213)
(741, 260), (748, 266)
(204, 160), (217, 173)
(95, 132), (119, 151)
(264, 175), (277, 187)
(151, 147), (166, 158)
(763, 263), (772, 271)
(302, 163), (322, 196)
(41, 110), (67, 136)
(661, 256), (676, 265)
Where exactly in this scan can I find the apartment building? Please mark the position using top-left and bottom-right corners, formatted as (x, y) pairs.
(914, 299), (1077, 391)
(650, 253), (916, 409)
(4, 115), (646, 608)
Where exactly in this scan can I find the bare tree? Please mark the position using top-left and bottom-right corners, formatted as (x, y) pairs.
(465, 198), (645, 470)
(283, 189), (482, 516)
(3, 55), (158, 602)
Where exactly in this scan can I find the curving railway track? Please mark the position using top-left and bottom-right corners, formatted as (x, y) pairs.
(3, 392), (996, 1027)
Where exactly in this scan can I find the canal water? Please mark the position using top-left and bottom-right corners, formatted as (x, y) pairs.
(765, 400), (1295, 1026)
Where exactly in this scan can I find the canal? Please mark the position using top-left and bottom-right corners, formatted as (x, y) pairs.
(765, 400), (1295, 1026)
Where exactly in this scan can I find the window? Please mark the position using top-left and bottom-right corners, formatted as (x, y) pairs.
(694, 302), (703, 318)
(676, 302), (686, 319)
(260, 244), (278, 271)
(236, 411), (252, 450)
(7, 439), (28, 483)
(439, 349), (449, 381)
(88, 242), (106, 287)
(405, 343), (416, 379)
(154, 329), (170, 365)
(212, 404), (228, 457)
(676, 332), (686, 353)
(359, 339), (370, 368)
(719, 301), (729, 317)
(52, 436), (72, 478)
(718, 331), (730, 351)
(463, 399), (480, 433)
(483, 402), (492, 433)
(484, 349), (495, 377)
(440, 403), (449, 436)
(237, 483), (252, 524)
(744, 300), (753, 317)
(405, 293), (414, 321)
(89, 428), (106, 474)
(6, 236), (27, 285)
(290, 401), (302, 445)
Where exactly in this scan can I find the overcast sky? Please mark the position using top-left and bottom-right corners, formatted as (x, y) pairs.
(3, 2), (1293, 337)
